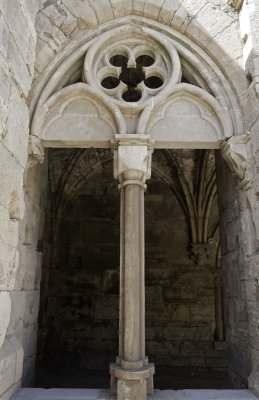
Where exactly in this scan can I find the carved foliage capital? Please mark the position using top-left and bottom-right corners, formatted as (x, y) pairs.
(221, 134), (252, 190)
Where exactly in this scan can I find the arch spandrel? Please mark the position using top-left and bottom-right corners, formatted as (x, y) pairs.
(138, 84), (233, 149)
(33, 84), (126, 148)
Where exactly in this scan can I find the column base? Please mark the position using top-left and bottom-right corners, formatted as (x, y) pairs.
(110, 360), (154, 399)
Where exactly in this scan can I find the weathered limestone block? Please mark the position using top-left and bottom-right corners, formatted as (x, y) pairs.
(3, 85), (29, 168)
(131, 0), (146, 16)
(6, 293), (26, 338)
(0, 244), (19, 291)
(143, 0), (165, 20)
(0, 336), (24, 398)
(34, 37), (55, 75)
(0, 206), (19, 248)
(1, 0), (32, 65)
(249, 371), (259, 396)
(240, 208), (258, 256)
(109, 0), (126, 18)
(42, 4), (68, 27)
(157, 0), (180, 26)
(23, 324), (38, 360)
(0, 382), (20, 400)
(61, 0), (98, 30)
(244, 84), (259, 129)
(186, 2), (236, 47)
(190, 304), (215, 322)
(0, 16), (31, 96)
(0, 292), (11, 349)
(205, 19), (243, 65)
(0, 339), (17, 396)
(42, 3), (78, 35)
(0, 55), (11, 109)
(9, 192), (25, 222)
(0, 144), (25, 211)
(0, 80), (8, 140)
(7, 291), (40, 343)
(88, 0), (114, 23)
(175, 0), (208, 35)
(15, 246), (42, 291)
(36, 13), (66, 53)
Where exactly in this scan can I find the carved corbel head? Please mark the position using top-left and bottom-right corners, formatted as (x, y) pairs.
(221, 133), (252, 190)
(28, 135), (45, 167)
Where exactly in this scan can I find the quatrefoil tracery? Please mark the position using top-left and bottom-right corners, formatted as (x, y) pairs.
(83, 27), (182, 108)
(100, 51), (165, 102)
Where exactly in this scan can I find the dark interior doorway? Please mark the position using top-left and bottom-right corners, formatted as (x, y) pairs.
(35, 148), (230, 389)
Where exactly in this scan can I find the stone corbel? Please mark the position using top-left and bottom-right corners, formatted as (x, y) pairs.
(221, 133), (252, 190)
(28, 135), (44, 167)
(190, 241), (213, 265)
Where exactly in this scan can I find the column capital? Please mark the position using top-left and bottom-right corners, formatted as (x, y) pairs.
(112, 135), (155, 187)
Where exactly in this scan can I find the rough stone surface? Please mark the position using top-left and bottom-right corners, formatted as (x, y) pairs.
(0, 0), (40, 397)
(0, 293), (11, 348)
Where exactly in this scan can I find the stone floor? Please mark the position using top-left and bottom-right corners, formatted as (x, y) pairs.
(35, 366), (231, 390)
(11, 388), (259, 400)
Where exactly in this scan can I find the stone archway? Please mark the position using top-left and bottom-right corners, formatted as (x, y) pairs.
(27, 15), (254, 399)
(5, 1), (257, 399)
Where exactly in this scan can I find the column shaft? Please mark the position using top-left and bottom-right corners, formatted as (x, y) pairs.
(119, 187), (125, 359)
(140, 186), (145, 360)
(123, 184), (142, 361)
(110, 135), (155, 400)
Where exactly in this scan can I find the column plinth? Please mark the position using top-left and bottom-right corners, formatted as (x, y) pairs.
(110, 135), (155, 400)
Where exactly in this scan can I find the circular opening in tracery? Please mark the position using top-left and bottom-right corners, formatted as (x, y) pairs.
(122, 88), (142, 102)
(144, 76), (164, 89)
(136, 55), (155, 67)
(101, 76), (120, 89)
(109, 55), (128, 67)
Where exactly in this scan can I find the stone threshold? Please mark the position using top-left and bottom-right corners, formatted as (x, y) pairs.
(11, 389), (258, 400)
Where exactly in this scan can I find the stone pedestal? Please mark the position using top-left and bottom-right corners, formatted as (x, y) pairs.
(110, 135), (155, 400)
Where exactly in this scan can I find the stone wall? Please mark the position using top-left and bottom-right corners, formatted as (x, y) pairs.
(240, 0), (259, 394)
(216, 152), (252, 388)
(36, 149), (226, 378)
(0, 0), (41, 397)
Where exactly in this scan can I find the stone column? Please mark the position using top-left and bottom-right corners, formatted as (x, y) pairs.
(110, 135), (155, 400)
